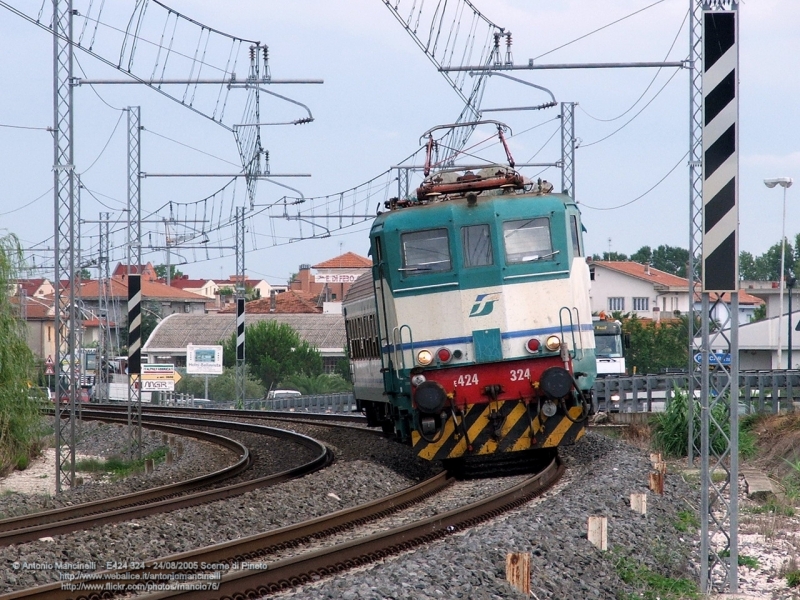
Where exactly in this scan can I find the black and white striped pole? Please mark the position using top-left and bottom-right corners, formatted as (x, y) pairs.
(235, 207), (246, 409)
(236, 297), (246, 409)
(128, 274), (143, 460)
(700, 3), (740, 592)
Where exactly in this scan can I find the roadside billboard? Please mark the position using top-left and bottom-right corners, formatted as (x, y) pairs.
(186, 344), (224, 375)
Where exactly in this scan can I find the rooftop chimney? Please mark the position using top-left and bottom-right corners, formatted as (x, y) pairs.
(644, 262), (651, 275)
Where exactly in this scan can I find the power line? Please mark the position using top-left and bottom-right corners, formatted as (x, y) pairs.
(532, 0), (668, 61)
(579, 8), (688, 123)
(579, 67), (681, 148)
(580, 151), (688, 211)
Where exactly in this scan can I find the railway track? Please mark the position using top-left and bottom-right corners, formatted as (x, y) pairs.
(2, 453), (563, 600)
(0, 411), (331, 546)
(88, 403), (367, 426)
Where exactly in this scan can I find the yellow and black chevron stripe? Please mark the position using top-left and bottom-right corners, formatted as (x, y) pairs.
(412, 401), (586, 461)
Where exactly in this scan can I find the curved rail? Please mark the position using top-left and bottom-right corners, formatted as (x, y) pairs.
(88, 402), (367, 425)
(2, 457), (562, 600)
(0, 411), (331, 546)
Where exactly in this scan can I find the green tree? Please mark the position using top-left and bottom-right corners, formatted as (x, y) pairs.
(740, 239), (797, 281)
(0, 234), (44, 472)
(630, 246), (653, 265)
(335, 348), (351, 383)
(591, 251), (628, 261)
(750, 303), (766, 323)
(174, 367), (264, 401)
(620, 314), (689, 374)
(153, 264), (184, 281)
(221, 320), (322, 390)
(279, 373), (352, 394)
(630, 245), (689, 277)
(141, 301), (162, 346)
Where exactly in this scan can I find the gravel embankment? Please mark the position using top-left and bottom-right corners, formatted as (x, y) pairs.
(2, 423), (699, 599)
(0, 419), (238, 519)
(274, 431), (700, 600)
(1, 421), (439, 592)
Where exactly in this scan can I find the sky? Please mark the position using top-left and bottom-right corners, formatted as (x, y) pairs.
(0, 0), (798, 287)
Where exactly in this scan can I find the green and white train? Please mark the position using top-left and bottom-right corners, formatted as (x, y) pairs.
(344, 140), (597, 472)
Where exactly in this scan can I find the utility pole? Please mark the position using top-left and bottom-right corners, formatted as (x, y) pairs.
(127, 106), (143, 460)
(53, 0), (78, 493)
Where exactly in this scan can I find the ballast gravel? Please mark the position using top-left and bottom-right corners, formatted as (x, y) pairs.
(274, 431), (700, 600)
(0, 422), (699, 600)
(0, 419), (238, 519)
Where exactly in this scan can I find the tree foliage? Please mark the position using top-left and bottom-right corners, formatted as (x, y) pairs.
(221, 320), (322, 391)
(153, 264), (184, 281)
(278, 373), (352, 394)
(630, 245), (690, 277)
(174, 367), (264, 401)
(739, 236), (800, 281)
(619, 314), (690, 375)
(0, 234), (43, 473)
(591, 251), (629, 261)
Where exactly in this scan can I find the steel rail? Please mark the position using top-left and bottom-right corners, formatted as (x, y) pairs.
(89, 403), (368, 425)
(1, 472), (451, 600)
(0, 419), (249, 538)
(0, 413), (330, 546)
(153, 456), (564, 599)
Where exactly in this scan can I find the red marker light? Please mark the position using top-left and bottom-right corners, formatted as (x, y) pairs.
(437, 348), (452, 363)
(526, 338), (540, 353)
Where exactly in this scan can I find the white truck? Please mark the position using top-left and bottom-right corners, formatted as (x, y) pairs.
(593, 317), (629, 411)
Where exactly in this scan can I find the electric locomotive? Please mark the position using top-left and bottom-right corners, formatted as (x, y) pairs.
(343, 124), (597, 472)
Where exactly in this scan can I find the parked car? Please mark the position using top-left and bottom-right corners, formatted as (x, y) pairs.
(266, 389), (302, 400)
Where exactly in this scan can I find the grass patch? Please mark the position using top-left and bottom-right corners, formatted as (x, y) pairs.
(744, 498), (796, 517)
(612, 551), (700, 600)
(75, 447), (169, 478)
(718, 549), (760, 569)
(651, 390), (759, 460)
(674, 509), (699, 533)
(787, 571), (800, 588)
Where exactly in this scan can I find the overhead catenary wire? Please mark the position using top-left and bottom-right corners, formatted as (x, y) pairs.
(531, 0), (669, 62)
(579, 66), (682, 148)
(580, 151), (689, 211)
(579, 8), (688, 123)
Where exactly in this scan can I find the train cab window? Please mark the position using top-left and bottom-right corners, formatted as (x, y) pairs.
(570, 215), (582, 257)
(461, 224), (493, 267)
(400, 229), (451, 274)
(502, 218), (553, 263)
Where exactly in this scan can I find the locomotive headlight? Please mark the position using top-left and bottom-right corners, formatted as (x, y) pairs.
(417, 350), (434, 366)
(411, 374), (427, 386)
(545, 335), (561, 351)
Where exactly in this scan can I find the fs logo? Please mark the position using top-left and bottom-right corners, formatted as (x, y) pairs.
(469, 293), (501, 317)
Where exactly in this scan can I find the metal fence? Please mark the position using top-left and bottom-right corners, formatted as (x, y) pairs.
(594, 370), (800, 414)
(246, 392), (357, 414)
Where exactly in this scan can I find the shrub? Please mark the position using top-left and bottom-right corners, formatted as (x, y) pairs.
(651, 390), (756, 459)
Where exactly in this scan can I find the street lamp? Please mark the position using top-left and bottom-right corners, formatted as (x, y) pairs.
(789, 277), (797, 369)
(764, 177), (793, 368)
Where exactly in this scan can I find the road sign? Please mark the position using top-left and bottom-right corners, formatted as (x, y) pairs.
(141, 364), (181, 391)
(45, 355), (55, 376)
(693, 352), (732, 366)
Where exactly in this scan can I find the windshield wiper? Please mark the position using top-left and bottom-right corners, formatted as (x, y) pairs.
(521, 250), (560, 262)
